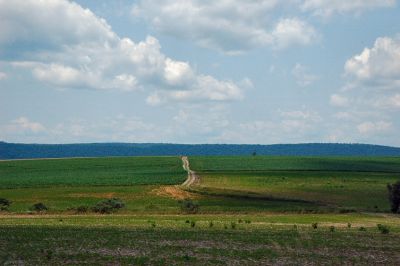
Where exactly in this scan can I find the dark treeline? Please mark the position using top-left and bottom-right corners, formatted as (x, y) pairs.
(1, 142), (400, 159)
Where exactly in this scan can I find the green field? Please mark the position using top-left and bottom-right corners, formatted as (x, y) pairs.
(189, 156), (400, 172)
(189, 156), (400, 212)
(1, 155), (400, 264)
(0, 156), (186, 188)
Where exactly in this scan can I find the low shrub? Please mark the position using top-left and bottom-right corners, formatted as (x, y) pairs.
(231, 221), (236, 229)
(190, 221), (196, 228)
(91, 198), (125, 214)
(312, 223), (318, 229)
(329, 226), (335, 232)
(178, 199), (199, 214)
(245, 220), (251, 224)
(359, 227), (367, 231)
(148, 220), (156, 228)
(209, 221), (214, 228)
(31, 202), (48, 212)
(377, 224), (390, 234)
(75, 205), (89, 213)
(347, 223), (352, 228)
(0, 198), (11, 211)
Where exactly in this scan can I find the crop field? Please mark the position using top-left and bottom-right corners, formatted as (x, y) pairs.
(189, 156), (400, 212)
(0, 156), (186, 188)
(189, 156), (400, 172)
(1, 155), (400, 264)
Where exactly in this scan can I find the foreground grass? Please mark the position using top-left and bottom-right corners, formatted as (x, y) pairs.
(0, 213), (399, 228)
(1, 215), (399, 265)
(0, 156), (186, 188)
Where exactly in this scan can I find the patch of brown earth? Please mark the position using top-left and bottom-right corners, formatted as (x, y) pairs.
(152, 186), (200, 200)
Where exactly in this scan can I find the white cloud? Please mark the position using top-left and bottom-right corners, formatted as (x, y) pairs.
(146, 75), (243, 105)
(330, 94), (349, 107)
(345, 36), (400, 89)
(357, 121), (392, 135)
(373, 94), (400, 109)
(292, 63), (318, 87)
(271, 19), (318, 50)
(0, 72), (7, 80)
(326, 35), (400, 143)
(301, 0), (396, 17)
(4, 117), (45, 133)
(0, 0), (116, 47)
(133, 1), (317, 53)
(0, 0), (243, 103)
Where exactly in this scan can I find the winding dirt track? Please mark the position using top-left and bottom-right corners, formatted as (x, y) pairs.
(181, 156), (199, 187)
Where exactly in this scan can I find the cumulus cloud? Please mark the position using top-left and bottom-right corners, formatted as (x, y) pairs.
(0, 0), (243, 103)
(292, 63), (318, 87)
(146, 75), (243, 105)
(271, 19), (317, 50)
(133, 0), (317, 53)
(357, 121), (392, 135)
(330, 94), (349, 107)
(301, 0), (396, 17)
(326, 35), (400, 142)
(345, 36), (400, 89)
(4, 117), (45, 133)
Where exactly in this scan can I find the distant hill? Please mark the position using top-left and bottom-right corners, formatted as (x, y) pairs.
(1, 142), (400, 159)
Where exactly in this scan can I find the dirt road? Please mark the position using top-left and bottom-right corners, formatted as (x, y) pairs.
(181, 156), (199, 187)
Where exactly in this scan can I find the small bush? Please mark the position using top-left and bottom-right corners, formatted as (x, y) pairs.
(238, 219), (243, 223)
(359, 227), (367, 231)
(231, 221), (236, 229)
(209, 221), (214, 228)
(178, 199), (199, 214)
(293, 224), (298, 230)
(31, 202), (48, 212)
(75, 205), (88, 213)
(185, 219), (190, 224)
(190, 221), (196, 228)
(245, 220), (251, 224)
(224, 224), (228, 229)
(312, 223), (318, 229)
(377, 224), (390, 234)
(347, 223), (352, 228)
(91, 198), (125, 214)
(329, 226), (335, 232)
(0, 198), (11, 211)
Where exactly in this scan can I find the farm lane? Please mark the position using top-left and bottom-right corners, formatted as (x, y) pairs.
(181, 156), (199, 187)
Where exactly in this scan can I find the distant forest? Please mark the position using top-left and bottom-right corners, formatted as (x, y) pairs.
(1, 142), (400, 159)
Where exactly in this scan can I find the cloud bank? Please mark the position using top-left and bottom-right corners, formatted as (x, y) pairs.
(0, 0), (243, 104)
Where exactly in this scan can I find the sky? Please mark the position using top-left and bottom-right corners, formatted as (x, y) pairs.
(1, 0), (400, 146)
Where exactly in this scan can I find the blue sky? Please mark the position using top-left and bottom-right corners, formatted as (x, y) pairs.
(1, 0), (400, 146)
